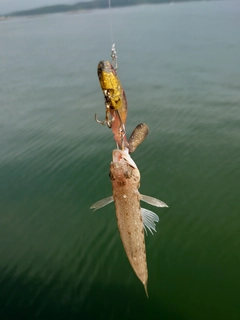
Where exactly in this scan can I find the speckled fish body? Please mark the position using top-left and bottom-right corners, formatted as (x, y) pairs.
(109, 149), (148, 294)
(91, 143), (168, 297)
(98, 60), (128, 149)
(91, 148), (168, 296)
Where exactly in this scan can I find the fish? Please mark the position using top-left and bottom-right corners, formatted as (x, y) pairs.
(90, 148), (168, 297)
(96, 60), (128, 149)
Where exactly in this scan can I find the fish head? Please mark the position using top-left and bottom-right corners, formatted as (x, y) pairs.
(110, 149), (140, 195)
(112, 149), (137, 169)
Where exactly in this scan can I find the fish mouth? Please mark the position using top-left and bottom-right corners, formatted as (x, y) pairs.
(112, 149), (137, 169)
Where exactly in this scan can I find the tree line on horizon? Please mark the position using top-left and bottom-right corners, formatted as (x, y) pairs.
(4, 0), (206, 17)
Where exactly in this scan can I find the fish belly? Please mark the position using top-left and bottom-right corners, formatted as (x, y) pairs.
(113, 187), (148, 286)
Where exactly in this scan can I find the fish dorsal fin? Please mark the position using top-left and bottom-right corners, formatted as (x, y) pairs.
(90, 196), (114, 211)
(141, 208), (159, 235)
(141, 194), (168, 208)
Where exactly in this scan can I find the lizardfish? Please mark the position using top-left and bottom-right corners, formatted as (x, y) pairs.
(95, 60), (128, 149)
(90, 148), (168, 297)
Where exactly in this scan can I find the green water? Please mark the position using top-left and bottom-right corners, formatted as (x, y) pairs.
(1, 1), (240, 319)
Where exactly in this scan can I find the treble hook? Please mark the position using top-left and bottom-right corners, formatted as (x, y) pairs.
(95, 110), (115, 128)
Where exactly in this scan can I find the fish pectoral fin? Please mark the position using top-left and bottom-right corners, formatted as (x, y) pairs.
(90, 196), (114, 211)
(140, 194), (168, 208)
(141, 208), (159, 235)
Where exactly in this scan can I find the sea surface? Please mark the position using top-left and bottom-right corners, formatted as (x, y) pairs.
(1, 1), (240, 319)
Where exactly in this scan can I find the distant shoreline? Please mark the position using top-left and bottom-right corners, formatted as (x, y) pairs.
(0, 10), (91, 22)
(0, 0), (212, 18)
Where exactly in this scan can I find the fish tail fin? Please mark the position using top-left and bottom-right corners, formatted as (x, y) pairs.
(144, 282), (149, 299)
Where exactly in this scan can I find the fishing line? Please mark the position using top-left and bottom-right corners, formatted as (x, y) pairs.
(108, 0), (114, 47)
(108, 0), (117, 70)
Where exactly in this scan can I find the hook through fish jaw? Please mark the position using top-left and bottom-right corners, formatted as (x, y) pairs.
(119, 123), (126, 150)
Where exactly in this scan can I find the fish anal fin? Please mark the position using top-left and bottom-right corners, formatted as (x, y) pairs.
(141, 194), (168, 208)
(90, 196), (114, 211)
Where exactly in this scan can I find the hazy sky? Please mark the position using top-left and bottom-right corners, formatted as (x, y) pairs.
(0, 0), (79, 14)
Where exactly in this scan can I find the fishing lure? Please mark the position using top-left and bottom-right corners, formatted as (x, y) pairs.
(96, 60), (128, 150)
